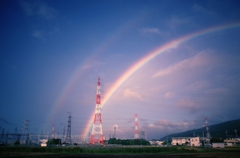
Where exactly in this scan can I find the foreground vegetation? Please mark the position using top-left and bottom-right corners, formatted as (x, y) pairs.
(0, 146), (237, 153)
(1, 145), (240, 158)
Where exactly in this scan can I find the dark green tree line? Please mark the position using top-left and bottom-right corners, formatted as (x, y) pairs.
(108, 138), (150, 145)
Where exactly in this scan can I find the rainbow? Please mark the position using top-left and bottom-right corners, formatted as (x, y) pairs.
(81, 22), (240, 139)
(47, 15), (145, 128)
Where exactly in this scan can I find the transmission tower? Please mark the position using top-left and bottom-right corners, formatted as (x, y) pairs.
(134, 114), (139, 139)
(90, 77), (104, 145)
(66, 112), (72, 144)
(205, 117), (211, 144)
(22, 120), (29, 145)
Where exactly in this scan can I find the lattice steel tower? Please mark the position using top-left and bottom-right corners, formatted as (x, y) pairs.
(134, 114), (139, 139)
(205, 117), (211, 143)
(66, 112), (71, 144)
(90, 77), (104, 145)
(22, 120), (29, 144)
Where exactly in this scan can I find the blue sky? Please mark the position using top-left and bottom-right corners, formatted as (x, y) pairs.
(1, 0), (240, 141)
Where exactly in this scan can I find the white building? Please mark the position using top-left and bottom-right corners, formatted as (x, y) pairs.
(172, 137), (201, 146)
(224, 136), (240, 146)
(212, 143), (225, 148)
(39, 139), (48, 147)
(149, 140), (164, 146)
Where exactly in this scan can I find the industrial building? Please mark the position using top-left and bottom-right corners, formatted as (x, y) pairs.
(171, 137), (201, 146)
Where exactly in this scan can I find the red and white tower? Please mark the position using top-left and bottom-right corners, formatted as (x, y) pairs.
(134, 113), (139, 139)
(90, 77), (104, 145)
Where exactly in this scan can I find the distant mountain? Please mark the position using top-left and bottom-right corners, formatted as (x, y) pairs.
(160, 119), (240, 141)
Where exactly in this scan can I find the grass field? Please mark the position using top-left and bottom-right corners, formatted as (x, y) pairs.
(1, 146), (240, 157)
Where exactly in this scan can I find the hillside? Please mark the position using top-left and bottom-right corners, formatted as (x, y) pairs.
(160, 119), (240, 141)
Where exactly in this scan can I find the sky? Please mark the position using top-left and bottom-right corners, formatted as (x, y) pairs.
(1, 0), (240, 141)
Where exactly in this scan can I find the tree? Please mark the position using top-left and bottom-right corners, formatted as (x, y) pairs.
(14, 140), (20, 145)
(162, 140), (171, 145)
(210, 137), (223, 143)
(47, 138), (61, 145)
(108, 138), (150, 145)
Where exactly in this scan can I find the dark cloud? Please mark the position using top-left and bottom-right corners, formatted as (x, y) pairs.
(19, 0), (57, 20)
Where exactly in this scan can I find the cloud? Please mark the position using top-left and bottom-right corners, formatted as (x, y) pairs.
(176, 99), (200, 114)
(148, 119), (195, 131)
(123, 89), (143, 101)
(177, 99), (198, 109)
(167, 16), (191, 28)
(152, 52), (213, 78)
(32, 30), (44, 39)
(187, 80), (210, 91)
(164, 92), (174, 98)
(205, 87), (229, 95)
(19, 0), (57, 20)
(140, 28), (162, 35)
(80, 60), (106, 71)
(31, 28), (59, 40)
(192, 4), (217, 17)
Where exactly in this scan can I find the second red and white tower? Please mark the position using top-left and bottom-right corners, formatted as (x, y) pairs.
(134, 113), (139, 139)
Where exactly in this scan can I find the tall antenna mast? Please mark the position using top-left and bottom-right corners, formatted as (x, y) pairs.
(90, 77), (104, 145)
(134, 114), (139, 139)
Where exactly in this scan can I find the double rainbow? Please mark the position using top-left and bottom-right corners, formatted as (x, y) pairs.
(81, 22), (240, 139)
